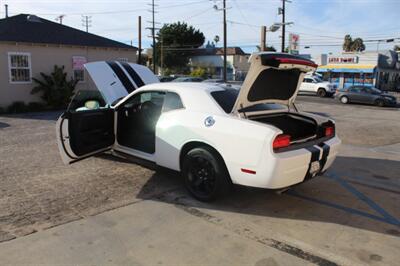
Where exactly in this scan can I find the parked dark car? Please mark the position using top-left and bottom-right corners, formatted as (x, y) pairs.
(158, 76), (176, 82)
(202, 78), (225, 83)
(172, 76), (204, 82)
(335, 86), (397, 107)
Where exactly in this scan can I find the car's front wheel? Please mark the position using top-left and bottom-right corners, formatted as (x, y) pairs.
(182, 146), (231, 201)
(375, 99), (384, 107)
(340, 96), (349, 104)
(317, 88), (327, 97)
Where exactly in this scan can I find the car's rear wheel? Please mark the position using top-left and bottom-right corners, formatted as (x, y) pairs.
(375, 99), (384, 107)
(340, 96), (349, 104)
(182, 146), (231, 201)
(317, 88), (327, 97)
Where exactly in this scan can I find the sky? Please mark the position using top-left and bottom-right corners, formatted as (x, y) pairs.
(2, 0), (399, 56)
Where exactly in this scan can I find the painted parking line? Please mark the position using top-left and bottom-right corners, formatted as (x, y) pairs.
(286, 173), (400, 227)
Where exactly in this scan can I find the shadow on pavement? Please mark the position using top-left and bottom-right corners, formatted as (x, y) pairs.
(136, 156), (400, 237)
(0, 122), (10, 128)
(0, 111), (63, 121)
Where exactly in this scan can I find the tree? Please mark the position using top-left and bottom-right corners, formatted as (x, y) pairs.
(343, 34), (353, 52)
(343, 35), (365, 52)
(31, 65), (78, 108)
(155, 22), (205, 72)
(351, 38), (366, 52)
(394, 45), (400, 52)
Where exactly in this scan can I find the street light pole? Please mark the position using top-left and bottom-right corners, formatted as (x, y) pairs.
(223, 0), (227, 82)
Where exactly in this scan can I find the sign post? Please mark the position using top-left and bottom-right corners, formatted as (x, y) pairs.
(289, 33), (299, 55)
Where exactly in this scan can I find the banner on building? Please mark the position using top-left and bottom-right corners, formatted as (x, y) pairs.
(289, 33), (300, 55)
(72, 56), (87, 70)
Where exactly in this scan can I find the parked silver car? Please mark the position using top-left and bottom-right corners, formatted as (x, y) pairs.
(335, 86), (397, 107)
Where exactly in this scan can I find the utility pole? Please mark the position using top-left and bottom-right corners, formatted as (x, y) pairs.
(5, 4), (8, 18)
(55, 15), (65, 24)
(152, 0), (156, 73)
(279, 0), (292, 52)
(223, 0), (227, 82)
(160, 36), (164, 75)
(138, 16), (142, 64)
(81, 15), (92, 32)
(260, 26), (266, 51)
(281, 0), (286, 52)
(146, 1), (159, 73)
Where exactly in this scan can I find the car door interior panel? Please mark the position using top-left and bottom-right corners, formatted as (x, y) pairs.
(67, 109), (114, 157)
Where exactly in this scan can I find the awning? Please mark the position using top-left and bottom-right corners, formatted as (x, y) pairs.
(317, 64), (375, 73)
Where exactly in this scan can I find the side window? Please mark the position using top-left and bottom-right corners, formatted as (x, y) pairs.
(350, 87), (360, 93)
(123, 91), (165, 109)
(304, 78), (312, 83)
(162, 92), (184, 112)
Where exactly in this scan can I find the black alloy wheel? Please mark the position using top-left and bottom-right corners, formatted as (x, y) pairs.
(182, 147), (231, 201)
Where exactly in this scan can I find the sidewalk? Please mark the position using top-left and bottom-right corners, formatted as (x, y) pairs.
(0, 199), (304, 266)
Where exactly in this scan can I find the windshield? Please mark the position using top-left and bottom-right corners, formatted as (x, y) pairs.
(369, 87), (382, 94)
(314, 77), (323, 83)
(210, 89), (286, 113)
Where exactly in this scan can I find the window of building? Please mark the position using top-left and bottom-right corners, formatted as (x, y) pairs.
(74, 69), (85, 82)
(117, 58), (129, 62)
(8, 52), (32, 83)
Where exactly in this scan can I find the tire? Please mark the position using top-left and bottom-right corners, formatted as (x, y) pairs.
(182, 146), (231, 201)
(317, 88), (327, 97)
(340, 96), (349, 104)
(375, 99), (384, 107)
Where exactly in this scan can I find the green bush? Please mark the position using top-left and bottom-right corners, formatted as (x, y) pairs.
(7, 101), (28, 113)
(31, 65), (78, 108)
(27, 102), (46, 112)
(190, 67), (208, 79)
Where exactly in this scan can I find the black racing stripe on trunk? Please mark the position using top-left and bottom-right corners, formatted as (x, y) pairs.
(304, 146), (321, 180)
(106, 61), (135, 93)
(120, 62), (145, 88)
(318, 143), (330, 170)
(306, 146), (320, 162)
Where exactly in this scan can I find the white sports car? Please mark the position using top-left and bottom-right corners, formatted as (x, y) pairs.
(57, 53), (341, 201)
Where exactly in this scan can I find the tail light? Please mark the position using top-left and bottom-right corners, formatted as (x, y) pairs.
(273, 134), (291, 149)
(325, 126), (334, 137)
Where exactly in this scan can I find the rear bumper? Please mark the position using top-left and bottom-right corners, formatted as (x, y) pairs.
(230, 136), (341, 189)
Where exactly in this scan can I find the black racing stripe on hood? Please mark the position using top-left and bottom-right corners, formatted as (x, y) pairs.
(106, 61), (135, 93)
(120, 62), (145, 88)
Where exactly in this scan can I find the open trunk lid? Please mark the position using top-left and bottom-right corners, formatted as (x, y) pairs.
(232, 53), (317, 113)
(84, 61), (159, 106)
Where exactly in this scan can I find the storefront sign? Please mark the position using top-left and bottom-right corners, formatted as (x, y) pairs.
(289, 33), (299, 55)
(72, 56), (87, 70)
(328, 56), (358, 64)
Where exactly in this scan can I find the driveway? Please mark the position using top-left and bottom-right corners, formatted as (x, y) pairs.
(0, 101), (399, 265)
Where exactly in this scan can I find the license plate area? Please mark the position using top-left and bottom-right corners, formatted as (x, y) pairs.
(309, 161), (321, 176)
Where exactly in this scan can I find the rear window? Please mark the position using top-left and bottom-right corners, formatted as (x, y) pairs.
(210, 89), (239, 113)
(210, 89), (286, 113)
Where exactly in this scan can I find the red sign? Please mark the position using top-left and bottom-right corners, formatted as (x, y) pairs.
(72, 56), (87, 70)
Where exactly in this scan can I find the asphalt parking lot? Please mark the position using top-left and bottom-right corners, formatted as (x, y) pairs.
(0, 97), (399, 265)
